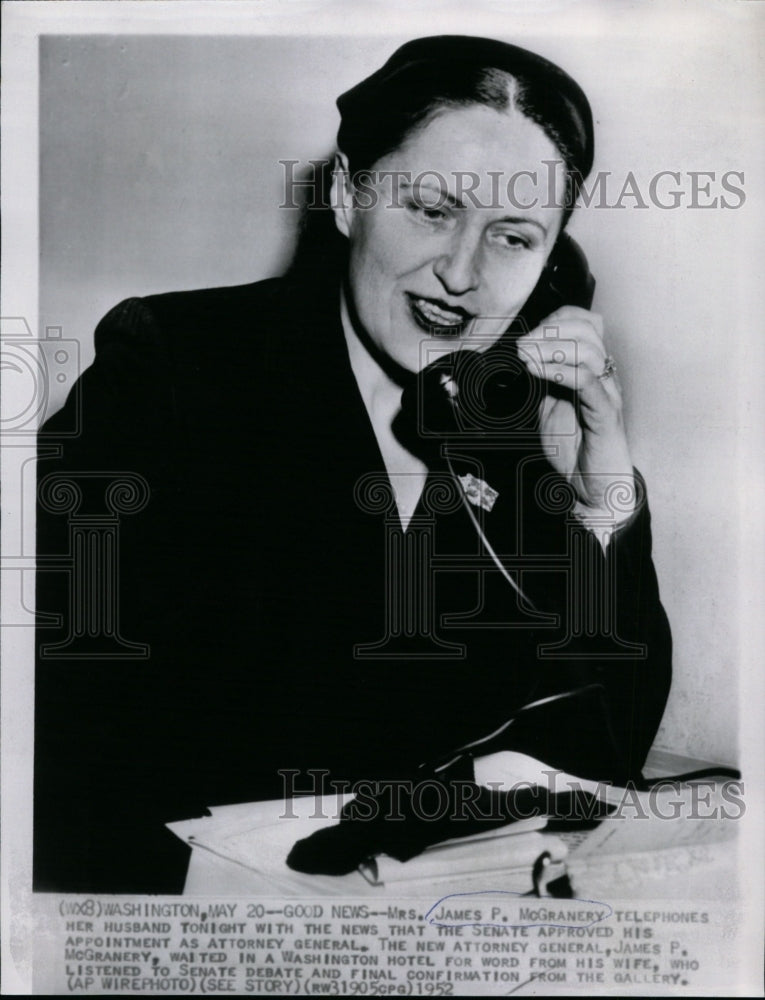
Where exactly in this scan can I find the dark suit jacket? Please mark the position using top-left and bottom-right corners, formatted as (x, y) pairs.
(34, 272), (672, 893)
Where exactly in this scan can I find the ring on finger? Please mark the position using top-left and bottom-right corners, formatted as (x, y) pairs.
(597, 355), (617, 381)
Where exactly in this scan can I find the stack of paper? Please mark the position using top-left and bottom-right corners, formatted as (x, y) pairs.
(167, 791), (560, 897)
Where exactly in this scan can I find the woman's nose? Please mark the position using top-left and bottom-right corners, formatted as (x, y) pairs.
(432, 233), (480, 296)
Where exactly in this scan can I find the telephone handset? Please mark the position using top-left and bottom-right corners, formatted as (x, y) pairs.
(399, 232), (595, 444)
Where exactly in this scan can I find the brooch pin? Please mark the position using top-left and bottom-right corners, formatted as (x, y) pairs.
(458, 473), (499, 513)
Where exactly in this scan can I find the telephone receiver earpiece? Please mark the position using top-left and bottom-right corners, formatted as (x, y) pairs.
(507, 230), (596, 334)
(399, 232), (596, 444)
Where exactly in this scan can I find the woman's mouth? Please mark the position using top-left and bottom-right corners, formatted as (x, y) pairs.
(407, 294), (473, 336)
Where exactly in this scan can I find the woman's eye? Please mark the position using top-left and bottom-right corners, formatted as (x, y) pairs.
(407, 200), (450, 224)
(496, 233), (530, 250)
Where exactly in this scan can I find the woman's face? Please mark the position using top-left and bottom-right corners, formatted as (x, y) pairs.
(333, 104), (567, 374)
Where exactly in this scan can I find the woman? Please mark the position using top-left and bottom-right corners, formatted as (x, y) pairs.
(34, 35), (672, 892)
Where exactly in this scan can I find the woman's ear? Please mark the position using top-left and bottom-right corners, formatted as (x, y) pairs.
(331, 151), (354, 239)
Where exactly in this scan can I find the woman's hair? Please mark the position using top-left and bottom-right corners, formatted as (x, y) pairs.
(336, 35), (594, 220)
(288, 35), (593, 278)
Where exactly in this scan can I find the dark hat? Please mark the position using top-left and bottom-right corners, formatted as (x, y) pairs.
(337, 35), (594, 179)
